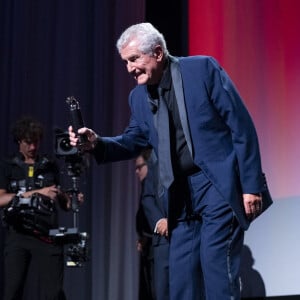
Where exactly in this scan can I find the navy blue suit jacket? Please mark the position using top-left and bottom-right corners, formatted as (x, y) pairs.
(95, 55), (272, 230)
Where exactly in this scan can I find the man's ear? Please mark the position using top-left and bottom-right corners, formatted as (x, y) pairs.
(154, 45), (164, 61)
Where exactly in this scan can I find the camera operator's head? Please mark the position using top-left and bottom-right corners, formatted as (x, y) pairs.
(11, 116), (43, 162)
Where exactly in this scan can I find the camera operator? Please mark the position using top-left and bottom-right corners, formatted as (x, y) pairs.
(0, 116), (83, 300)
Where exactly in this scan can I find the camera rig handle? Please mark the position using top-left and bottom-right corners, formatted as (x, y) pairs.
(66, 96), (87, 145)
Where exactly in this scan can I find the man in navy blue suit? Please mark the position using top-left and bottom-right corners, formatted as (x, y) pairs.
(135, 150), (155, 300)
(135, 149), (169, 300)
(138, 149), (169, 300)
(69, 23), (272, 300)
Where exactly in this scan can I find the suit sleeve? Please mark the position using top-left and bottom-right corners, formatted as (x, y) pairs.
(206, 57), (264, 192)
(92, 90), (150, 164)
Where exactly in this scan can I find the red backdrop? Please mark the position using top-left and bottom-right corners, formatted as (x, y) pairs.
(188, 0), (300, 199)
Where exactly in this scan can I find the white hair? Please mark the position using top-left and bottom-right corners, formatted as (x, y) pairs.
(116, 22), (169, 57)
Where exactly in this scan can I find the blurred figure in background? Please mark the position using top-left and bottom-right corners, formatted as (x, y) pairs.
(135, 149), (155, 300)
(135, 149), (169, 300)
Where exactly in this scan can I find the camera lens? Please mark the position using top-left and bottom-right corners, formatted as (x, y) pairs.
(59, 137), (72, 151)
(55, 132), (77, 156)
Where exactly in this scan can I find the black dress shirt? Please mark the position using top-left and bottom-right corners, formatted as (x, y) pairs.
(147, 60), (196, 177)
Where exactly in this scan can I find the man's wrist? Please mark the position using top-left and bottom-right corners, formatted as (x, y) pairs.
(91, 135), (100, 149)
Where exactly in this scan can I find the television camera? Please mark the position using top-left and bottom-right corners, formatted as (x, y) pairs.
(50, 96), (89, 267)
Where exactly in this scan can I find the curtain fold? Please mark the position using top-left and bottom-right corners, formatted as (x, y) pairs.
(0, 1), (145, 299)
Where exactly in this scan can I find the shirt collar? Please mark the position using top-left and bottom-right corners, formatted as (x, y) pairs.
(146, 57), (171, 100)
(158, 58), (171, 91)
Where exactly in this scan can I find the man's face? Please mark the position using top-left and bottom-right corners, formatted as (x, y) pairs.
(19, 139), (40, 161)
(120, 39), (164, 85)
(135, 156), (148, 182)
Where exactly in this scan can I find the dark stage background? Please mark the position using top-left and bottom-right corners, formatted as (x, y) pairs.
(0, 0), (185, 299)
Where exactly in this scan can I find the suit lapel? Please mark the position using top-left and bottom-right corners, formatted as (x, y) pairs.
(170, 56), (193, 158)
